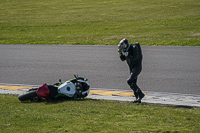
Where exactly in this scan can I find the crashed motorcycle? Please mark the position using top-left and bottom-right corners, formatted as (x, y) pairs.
(18, 75), (90, 102)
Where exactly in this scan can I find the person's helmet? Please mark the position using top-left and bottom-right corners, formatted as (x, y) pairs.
(118, 38), (130, 52)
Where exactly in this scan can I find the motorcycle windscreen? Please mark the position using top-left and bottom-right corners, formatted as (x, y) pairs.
(36, 83), (50, 100)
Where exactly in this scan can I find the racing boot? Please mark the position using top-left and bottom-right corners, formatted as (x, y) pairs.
(138, 88), (145, 102)
(133, 98), (142, 103)
(133, 87), (145, 103)
(130, 87), (139, 101)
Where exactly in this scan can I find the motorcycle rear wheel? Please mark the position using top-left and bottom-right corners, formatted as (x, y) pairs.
(18, 91), (37, 101)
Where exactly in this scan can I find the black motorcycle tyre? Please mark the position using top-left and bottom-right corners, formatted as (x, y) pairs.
(18, 91), (38, 101)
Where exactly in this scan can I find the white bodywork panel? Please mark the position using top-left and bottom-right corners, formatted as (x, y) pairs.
(58, 81), (76, 97)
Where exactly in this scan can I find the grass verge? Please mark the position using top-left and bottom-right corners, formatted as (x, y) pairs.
(0, 0), (199, 46)
(0, 94), (200, 133)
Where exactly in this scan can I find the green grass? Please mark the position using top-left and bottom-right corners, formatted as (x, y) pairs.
(0, 94), (200, 133)
(0, 0), (199, 46)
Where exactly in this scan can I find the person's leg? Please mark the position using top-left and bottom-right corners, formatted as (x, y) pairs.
(136, 85), (145, 101)
(127, 64), (144, 102)
(127, 77), (138, 100)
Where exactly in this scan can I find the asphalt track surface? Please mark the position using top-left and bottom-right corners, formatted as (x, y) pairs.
(0, 44), (200, 95)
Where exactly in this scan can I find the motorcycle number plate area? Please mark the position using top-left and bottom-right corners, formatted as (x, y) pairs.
(58, 81), (76, 97)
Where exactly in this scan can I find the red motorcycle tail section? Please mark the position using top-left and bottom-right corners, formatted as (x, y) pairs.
(36, 83), (50, 100)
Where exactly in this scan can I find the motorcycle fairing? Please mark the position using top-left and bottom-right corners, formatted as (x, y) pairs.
(58, 81), (76, 97)
(36, 83), (50, 100)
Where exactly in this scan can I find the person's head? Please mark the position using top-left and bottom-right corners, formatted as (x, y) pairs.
(118, 38), (130, 52)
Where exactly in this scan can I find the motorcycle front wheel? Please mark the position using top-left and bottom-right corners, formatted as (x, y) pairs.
(18, 91), (38, 101)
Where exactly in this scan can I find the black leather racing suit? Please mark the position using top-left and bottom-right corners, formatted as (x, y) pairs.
(119, 42), (145, 100)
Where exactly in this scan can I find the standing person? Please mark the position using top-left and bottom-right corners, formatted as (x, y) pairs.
(118, 38), (145, 103)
